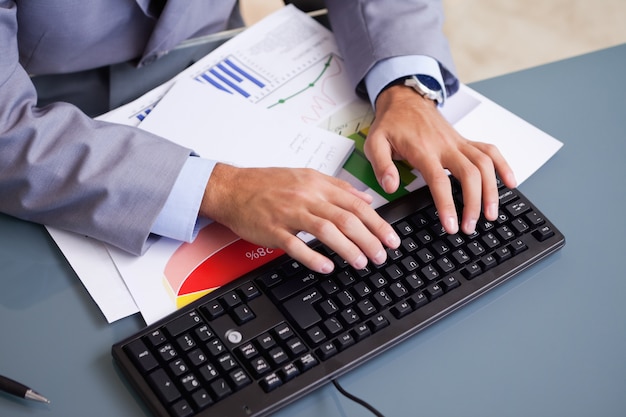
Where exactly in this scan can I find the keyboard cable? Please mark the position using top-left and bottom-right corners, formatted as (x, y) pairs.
(332, 379), (386, 417)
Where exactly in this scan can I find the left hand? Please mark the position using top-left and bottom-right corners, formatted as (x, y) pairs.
(364, 85), (517, 235)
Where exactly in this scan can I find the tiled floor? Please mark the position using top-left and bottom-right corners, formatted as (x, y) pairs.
(240, 0), (626, 83)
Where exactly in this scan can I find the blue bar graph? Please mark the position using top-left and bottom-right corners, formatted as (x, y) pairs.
(195, 56), (267, 99)
(223, 58), (265, 88)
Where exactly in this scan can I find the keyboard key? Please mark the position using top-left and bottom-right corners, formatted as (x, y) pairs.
(441, 275), (461, 292)
(176, 334), (196, 352)
(389, 281), (409, 299)
(285, 337), (307, 356)
(533, 225), (555, 241)
(479, 254), (497, 270)
(369, 315), (389, 332)
(425, 283), (444, 300)
(462, 263), (482, 280)
(239, 282), (261, 301)
(260, 372), (283, 392)
(335, 332), (355, 351)
(323, 317), (344, 335)
(171, 400), (193, 417)
(232, 304), (255, 325)
(157, 343), (178, 362)
(191, 389), (213, 410)
(356, 299), (377, 317)
(506, 199), (531, 217)
(525, 211), (546, 226)
(268, 347), (289, 367)
(297, 353), (318, 372)
(229, 368), (251, 390)
(306, 326), (326, 345)
(274, 323), (295, 341)
(339, 308), (360, 326)
(256, 333), (276, 350)
(125, 339), (158, 372)
(282, 288), (322, 329)
(279, 363), (300, 381)
(146, 329), (167, 347)
(187, 349), (207, 367)
(257, 271), (282, 289)
(165, 311), (203, 337)
(511, 218), (530, 234)
(251, 357), (271, 378)
(239, 342), (258, 360)
(149, 369), (181, 403)
(395, 220), (414, 236)
(199, 364), (219, 382)
(170, 359), (189, 377)
(221, 291), (242, 309)
(201, 300), (225, 320)
(352, 323), (371, 341)
(317, 342), (338, 360)
(210, 378), (232, 400)
(495, 246), (512, 262)
(280, 260), (304, 277)
(511, 238), (528, 254)
(181, 373), (201, 392)
(409, 292), (429, 309)
(391, 301), (412, 318)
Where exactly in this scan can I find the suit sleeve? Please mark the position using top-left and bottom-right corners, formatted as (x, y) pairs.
(324, 0), (459, 97)
(0, 2), (192, 255)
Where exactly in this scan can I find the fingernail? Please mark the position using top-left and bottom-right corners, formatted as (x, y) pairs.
(446, 216), (459, 234)
(373, 249), (387, 265)
(387, 232), (400, 248)
(354, 254), (368, 270)
(487, 202), (498, 219)
(465, 218), (477, 234)
(382, 174), (396, 193)
(320, 261), (334, 274)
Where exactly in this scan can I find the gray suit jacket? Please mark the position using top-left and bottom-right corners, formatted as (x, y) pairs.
(0, 0), (457, 254)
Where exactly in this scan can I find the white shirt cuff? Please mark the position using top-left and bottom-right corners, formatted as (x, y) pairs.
(364, 55), (446, 109)
(151, 156), (216, 242)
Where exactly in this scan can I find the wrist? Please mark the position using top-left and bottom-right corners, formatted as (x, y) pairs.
(379, 75), (444, 107)
(199, 163), (235, 222)
(375, 83), (438, 115)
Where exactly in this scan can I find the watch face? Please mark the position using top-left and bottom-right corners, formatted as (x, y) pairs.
(416, 75), (442, 92)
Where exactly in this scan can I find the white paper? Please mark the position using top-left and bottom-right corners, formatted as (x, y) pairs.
(139, 78), (354, 175)
(46, 227), (138, 321)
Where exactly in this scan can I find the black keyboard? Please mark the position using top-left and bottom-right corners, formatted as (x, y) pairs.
(112, 178), (565, 417)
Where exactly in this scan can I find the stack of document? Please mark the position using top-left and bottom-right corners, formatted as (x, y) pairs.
(46, 5), (563, 325)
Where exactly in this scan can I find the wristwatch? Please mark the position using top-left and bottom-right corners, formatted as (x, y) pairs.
(404, 75), (444, 106)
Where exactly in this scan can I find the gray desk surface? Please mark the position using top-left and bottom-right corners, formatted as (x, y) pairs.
(1, 44), (625, 417)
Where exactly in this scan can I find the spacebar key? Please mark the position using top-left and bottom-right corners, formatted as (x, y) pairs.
(282, 288), (323, 330)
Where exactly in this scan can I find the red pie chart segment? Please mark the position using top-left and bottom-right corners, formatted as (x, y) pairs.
(164, 222), (284, 308)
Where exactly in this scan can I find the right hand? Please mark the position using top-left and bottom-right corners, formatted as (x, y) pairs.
(198, 163), (401, 274)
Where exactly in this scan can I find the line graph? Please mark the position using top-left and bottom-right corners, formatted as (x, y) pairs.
(259, 53), (353, 125)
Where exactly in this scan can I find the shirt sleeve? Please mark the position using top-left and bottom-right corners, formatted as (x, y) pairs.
(364, 55), (447, 110)
(150, 156), (217, 242)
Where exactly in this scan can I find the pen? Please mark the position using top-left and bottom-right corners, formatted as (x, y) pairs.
(0, 374), (50, 404)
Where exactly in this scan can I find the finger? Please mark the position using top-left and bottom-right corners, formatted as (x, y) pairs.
(363, 131), (401, 194)
(474, 141), (518, 189)
(418, 161), (459, 234)
(279, 231), (336, 274)
(322, 175), (400, 250)
(443, 146), (490, 234)
(308, 203), (386, 269)
(458, 144), (498, 224)
(467, 142), (514, 220)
